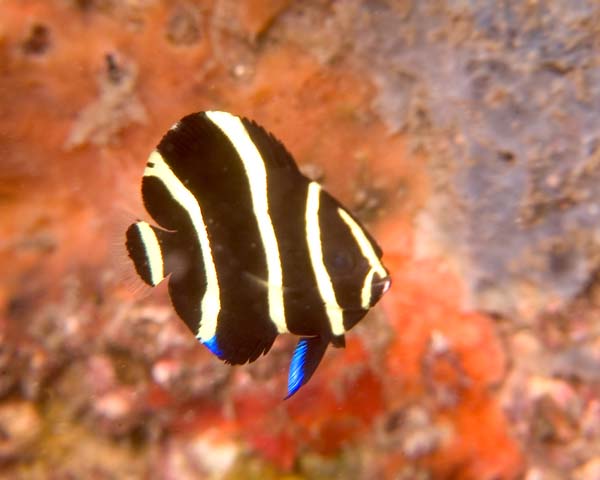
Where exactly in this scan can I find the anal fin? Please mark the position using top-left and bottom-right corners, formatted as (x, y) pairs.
(286, 336), (329, 399)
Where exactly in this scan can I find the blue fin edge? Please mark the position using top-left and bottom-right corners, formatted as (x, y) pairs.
(201, 335), (223, 357)
(285, 338), (310, 399)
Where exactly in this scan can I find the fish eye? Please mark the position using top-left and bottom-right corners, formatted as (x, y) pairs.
(329, 250), (355, 273)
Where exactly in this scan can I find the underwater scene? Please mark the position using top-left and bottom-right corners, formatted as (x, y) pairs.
(2, 1), (600, 479)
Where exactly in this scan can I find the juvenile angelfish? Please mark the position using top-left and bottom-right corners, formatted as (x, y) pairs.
(126, 111), (391, 398)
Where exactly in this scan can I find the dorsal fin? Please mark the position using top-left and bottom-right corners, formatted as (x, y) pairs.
(240, 116), (300, 172)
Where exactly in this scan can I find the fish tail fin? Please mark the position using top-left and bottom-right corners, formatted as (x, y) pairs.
(125, 221), (177, 287)
(285, 336), (329, 399)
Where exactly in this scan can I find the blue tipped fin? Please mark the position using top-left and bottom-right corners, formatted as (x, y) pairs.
(201, 335), (223, 358)
(285, 336), (329, 399)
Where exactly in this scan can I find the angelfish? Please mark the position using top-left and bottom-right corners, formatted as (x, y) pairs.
(125, 111), (391, 398)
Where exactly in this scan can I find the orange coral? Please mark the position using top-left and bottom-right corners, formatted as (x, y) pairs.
(1, 1), (526, 478)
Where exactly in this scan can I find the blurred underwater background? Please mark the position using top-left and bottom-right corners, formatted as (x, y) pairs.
(3, 1), (600, 478)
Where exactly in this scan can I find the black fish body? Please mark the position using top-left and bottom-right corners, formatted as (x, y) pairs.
(126, 111), (391, 398)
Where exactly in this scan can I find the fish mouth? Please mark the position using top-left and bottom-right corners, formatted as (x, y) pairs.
(377, 276), (392, 294)
(369, 275), (391, 305)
